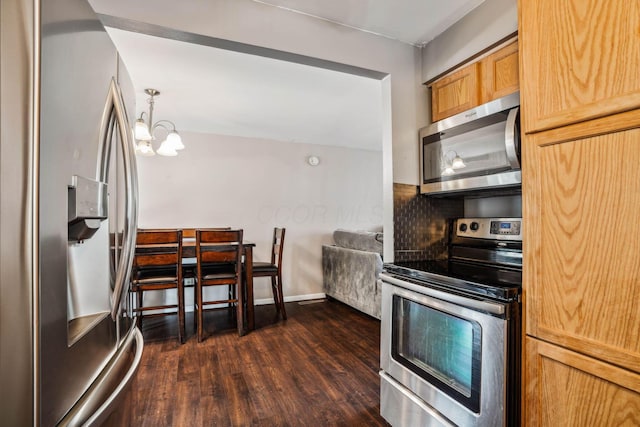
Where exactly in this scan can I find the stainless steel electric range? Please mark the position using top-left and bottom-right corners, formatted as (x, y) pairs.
(380, 217), (522, 427)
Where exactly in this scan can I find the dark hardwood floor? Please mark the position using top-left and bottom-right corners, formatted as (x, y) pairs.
(130, 299), (390, 426)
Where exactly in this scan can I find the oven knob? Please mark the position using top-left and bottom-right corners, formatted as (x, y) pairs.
(459, 223), (468, 232)
(470, 222), (479, 231)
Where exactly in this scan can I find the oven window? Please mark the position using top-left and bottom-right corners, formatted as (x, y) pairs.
(392, 295), (481, 413)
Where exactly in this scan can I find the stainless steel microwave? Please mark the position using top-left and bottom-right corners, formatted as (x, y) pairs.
(420, 92), (521, 196)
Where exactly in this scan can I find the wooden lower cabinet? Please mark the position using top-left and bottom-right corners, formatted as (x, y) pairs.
(525, 337), (640, 426)
(524, 125), (640, 372)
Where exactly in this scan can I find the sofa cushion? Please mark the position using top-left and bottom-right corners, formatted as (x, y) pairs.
(333, 229), (383, 256)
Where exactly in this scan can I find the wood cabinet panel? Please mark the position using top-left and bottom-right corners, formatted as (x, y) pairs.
(430, 62), (480, 122)
(525, 337), (640, 426)
(520, 0), (640, 133)
(524, 127), (640, 372)
(480, 41), (519, 104)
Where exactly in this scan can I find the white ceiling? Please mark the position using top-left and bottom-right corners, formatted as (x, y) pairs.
(108, 28), (384, 150)
(252, 0), (485, 46)
(94, 0), (484, 151)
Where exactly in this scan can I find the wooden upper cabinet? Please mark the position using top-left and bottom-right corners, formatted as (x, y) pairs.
(430, 62), (480, 122)
(430, 40), (519, 123)
(524, 126), (640, 373)
(480, 41), (519, 104)
(520, 0), (640, 134)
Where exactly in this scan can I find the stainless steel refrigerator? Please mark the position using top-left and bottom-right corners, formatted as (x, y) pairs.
(1, 0), (143, 425)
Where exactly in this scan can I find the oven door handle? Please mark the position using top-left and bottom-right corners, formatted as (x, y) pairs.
(380, 273), (506, 316)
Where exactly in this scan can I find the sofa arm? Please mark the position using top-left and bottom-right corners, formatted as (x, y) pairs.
(322, 245), (382, 319)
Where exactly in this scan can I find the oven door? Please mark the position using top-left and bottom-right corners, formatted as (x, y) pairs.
(380, 273), (510, 427)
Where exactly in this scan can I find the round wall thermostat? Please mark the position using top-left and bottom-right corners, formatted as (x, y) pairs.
(307, 155), (320, 166)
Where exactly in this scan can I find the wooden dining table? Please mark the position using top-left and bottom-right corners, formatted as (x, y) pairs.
(180, 237), (256, 335)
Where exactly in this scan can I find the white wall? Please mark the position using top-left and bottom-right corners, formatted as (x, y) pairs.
(421, 0), (518, 83)
(91, 0), (427, 185)
(137, 132), (382, 303)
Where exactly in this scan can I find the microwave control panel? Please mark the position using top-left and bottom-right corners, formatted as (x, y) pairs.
(456, 218), (522, 241)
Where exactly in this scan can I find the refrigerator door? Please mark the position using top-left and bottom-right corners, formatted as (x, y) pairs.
(95, 78), (139, 322)
(39, 0), (139, 424)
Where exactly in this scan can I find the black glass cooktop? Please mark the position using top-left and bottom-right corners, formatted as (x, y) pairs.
(383, 259), (521, 302)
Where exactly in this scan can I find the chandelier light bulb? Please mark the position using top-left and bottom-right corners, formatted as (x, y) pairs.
(136, 140), (155, 156)
(165, 131), (184, 150)
(157, 140), (178, 156)
(134, 119), (152, 141)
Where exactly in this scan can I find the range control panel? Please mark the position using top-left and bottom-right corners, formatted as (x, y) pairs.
(456, 218), (522, 241)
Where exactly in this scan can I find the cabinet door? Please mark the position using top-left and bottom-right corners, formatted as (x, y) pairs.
(525, 337), (640, 426)
(523, 125), (640, 373)
(519, 0), (640, 133)
(430, 62), (480, 122)
(480, 40), (519, 104)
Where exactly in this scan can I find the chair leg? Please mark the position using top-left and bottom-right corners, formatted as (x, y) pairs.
(235, 281), (243, 336)
(193, 282), (197, 332)
(177, 282), (185, 344)
(228, 285), (235, 319)
(277, 273), (287, 320)
(197, 282), (204, 342)
(136, 289), (143, 328)
(270, 276), (279, 316)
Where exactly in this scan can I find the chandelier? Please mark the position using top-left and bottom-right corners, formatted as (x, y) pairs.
(134, 88), (185, 157)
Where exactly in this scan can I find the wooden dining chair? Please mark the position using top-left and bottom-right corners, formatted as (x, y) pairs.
(131, 229), (185, 343)
(195, 229), (244, 341)
(251, 227), (287, 320)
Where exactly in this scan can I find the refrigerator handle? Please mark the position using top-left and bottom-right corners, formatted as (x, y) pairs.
(96, 78), (139, 321)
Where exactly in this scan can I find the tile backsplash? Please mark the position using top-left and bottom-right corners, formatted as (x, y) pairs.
(393, 183), (464, 262)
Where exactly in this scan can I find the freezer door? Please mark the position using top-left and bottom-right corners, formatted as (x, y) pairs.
(58, 327), (144, 427)
(39, 0), (138, 424)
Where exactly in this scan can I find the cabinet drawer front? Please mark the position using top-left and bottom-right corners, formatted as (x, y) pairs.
(526, 337), (640, 426)
(520, 0), (640, 133)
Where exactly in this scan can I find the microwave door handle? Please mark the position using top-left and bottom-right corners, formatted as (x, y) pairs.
(96, 79), (138, 321)
(504, 107), (520, 169)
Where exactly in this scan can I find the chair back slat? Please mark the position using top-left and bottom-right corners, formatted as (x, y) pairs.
(196, 229), (243, 270)
(200, 246), (240, 264)
(134, 229), (182, 269)
(135, 252), (180, 268)
(198, 229), (242, 244)
(271, 228), (285, 267)
(136, 229), (181, 245)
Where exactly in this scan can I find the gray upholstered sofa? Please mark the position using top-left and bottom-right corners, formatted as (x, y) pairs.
(322, 229), (383, 319)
